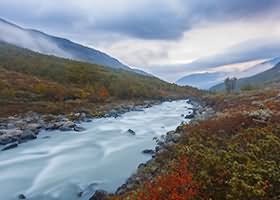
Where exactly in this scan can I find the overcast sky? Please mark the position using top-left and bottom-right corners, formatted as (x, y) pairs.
(1, 0), (280, 81)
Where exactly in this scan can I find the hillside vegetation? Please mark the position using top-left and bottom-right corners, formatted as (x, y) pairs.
(0, 42), (199, 117)
(111, 87), (280, 200)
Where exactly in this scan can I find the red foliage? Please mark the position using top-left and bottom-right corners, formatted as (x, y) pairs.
(98, 86), (109, 99)
(132, 157), (197, 200)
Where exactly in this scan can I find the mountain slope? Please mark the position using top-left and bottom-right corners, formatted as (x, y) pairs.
(211, 61), (280, 91)
(0, 18), (148, 75)
(0, 41), (200, 116)
(176, 72), (226, 89)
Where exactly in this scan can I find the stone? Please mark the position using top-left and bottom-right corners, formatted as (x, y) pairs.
(142, 149), (155, 154)
(0, 129), (23, 137)
(18, 194), (26, 199)
(59, 121), (75, 131)
(74, 126), (86, 132)
(46, 122), (63, 130)
(7, 123), (16, 129)
(26, 123), (41, 133)
(184, 109), (195, 119)
(80, 112), (87, 121)
(127, 129), (136, 135)
(172, 133), (181, 143)
(1, 142), (18, 151)
(20, 130), (37, 142)
(165, 131), (175, 143)
(249, 109), (272, 122)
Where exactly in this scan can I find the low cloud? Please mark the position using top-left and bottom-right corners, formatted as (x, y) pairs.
(149, 38), (280, 82)
(0, 18), (72, 58)
(184, 38), (280, 70)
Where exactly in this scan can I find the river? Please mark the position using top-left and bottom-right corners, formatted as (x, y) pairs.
(0, 100), (193, 200)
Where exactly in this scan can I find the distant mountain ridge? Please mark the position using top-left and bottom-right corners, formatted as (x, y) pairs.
(176, 72), (226, 90)
(0, 17), (149, 75)
(210, 61), (280, 91)
(176, 57), (280, 89)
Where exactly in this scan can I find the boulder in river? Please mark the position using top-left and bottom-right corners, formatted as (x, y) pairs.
(142, 149), (155, 154)
(184, 109), (195, 119)
(18, 194), (26, 199)
(59, 121), (75, 131)
(127, 129), (136, 135)
(74, 126), (86, 132)
(1, 142), (18, 151)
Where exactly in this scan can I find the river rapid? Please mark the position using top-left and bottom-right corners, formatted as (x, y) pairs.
(0, 100), (193, 200)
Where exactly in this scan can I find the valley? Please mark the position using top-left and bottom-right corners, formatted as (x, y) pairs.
(1, 3), (280, 200)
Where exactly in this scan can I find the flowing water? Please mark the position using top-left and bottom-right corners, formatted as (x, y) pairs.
(0, 100), (193, 200)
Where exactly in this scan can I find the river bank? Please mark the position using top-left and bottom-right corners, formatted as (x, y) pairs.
(89, 100), (215, 200)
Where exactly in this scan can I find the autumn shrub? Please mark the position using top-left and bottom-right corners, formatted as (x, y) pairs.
(114, 157), (198, 200)
(177, 112), (280, 199)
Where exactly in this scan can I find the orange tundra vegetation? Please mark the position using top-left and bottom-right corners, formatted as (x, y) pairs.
(112, 157), (198, 200)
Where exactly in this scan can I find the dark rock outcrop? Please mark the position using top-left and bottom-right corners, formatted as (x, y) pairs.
(89, 190), (108, 200)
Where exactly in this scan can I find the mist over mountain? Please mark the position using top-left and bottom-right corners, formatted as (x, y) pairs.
(0, 18), (149, 75)
(176, 72), (226, 90)
(176, 57), (280, 89)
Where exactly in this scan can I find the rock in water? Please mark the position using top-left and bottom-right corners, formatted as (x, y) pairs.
(18, 194), (26, 199)
(185, 109), (195, 119)
(127, 129), (136, 135)
(59, 121), (75, 131)
(1, 142), (18, 151)
(74, 126), (86, 132)
(142, 149), (155, 154)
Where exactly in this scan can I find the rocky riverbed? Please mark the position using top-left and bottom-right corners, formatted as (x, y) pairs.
(0, 100), (164, 151)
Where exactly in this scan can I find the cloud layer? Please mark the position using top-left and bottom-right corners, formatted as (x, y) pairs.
(1, 0), (280, 81)
(1, 0), (280, 40)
